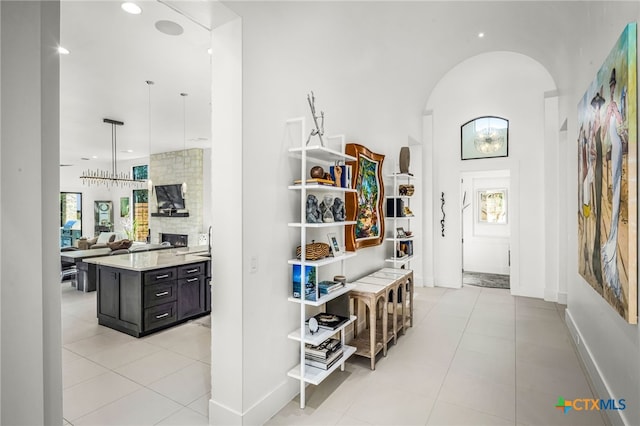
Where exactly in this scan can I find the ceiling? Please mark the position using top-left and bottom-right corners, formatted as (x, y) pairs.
(60, 0), (212, 166)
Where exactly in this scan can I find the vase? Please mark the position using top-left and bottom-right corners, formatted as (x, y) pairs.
(399, 146), (410, 174)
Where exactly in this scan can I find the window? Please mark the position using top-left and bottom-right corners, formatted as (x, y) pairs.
(132, 165), (149, 241)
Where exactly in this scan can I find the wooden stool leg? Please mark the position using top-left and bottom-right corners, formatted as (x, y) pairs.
(352, 298), (358, 338)
(399, 285), (406, 335)
(382, 296), (388, 356)
(391, 289), (397, 344)
(368, 300), (376, 369)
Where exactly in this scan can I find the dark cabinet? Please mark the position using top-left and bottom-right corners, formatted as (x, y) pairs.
(178, 276), (205, 320)
(97, 260), (210, 337)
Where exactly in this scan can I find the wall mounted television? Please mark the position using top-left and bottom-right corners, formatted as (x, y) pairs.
(155, 184), (185, 211)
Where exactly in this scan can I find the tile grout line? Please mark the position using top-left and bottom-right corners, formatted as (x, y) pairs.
(423, 287), (481, 425)
(65, 343), (209, 424)
(63, 324), (209, 422)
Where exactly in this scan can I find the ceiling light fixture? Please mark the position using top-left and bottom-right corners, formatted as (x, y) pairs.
(180, 92), (188, 198)
(478, 32), (485, 38)
(474, 118), (505, 154)
(146, 80), (154, 194)
(58, 46), (70, 55)
(80, 118), (146, 188)
(121, 2), (142, 15)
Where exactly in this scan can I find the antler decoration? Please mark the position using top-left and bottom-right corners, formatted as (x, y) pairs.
(306, 91), (325, 146)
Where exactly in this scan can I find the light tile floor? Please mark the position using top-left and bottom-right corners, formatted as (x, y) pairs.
(63, 282), (605, 426)
(267, 285), (607, 426)
(61, 283), (211, 425)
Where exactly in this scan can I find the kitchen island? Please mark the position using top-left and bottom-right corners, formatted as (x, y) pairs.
(86, 250), (211, 337)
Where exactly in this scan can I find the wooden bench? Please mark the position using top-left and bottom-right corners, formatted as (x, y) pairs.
(349, 268), (414, 369)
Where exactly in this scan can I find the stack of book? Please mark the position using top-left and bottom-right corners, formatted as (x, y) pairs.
(304, 338), (343, 370)
(318, 280), (344, 295)
(310, 313), (350, 330)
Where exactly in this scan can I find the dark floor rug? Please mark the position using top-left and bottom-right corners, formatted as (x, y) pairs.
(463, 271), (510, 289)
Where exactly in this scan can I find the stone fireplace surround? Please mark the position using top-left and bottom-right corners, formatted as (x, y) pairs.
(149, 148), (204, 246)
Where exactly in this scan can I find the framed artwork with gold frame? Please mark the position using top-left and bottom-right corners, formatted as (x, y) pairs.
(345, 143), (385, 251)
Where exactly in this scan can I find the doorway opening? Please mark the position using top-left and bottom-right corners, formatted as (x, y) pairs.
(461, 170), (511, 289)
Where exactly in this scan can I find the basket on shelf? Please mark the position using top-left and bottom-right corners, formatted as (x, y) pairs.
(399, 184), (415, 196)
(296, 241), (330, 260)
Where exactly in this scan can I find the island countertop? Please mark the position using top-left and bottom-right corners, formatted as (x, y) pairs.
(84, 251), (209, 271)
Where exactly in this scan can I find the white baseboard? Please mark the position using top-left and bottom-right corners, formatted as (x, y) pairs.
(544, 288), (558, 303)
(209, 379), (297, 425)
(543, 288), (567, 305)
(557, 291), (567, 305)
(564, 309), (627, 426)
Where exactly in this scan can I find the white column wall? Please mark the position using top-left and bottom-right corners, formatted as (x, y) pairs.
(209, 15), (244, 426)
(0, 1), (62, 424)
(543, 93), (560, 302)
(422, 113), (434, 287)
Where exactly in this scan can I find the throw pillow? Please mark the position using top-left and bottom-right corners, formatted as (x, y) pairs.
(108, 239), (133, 251)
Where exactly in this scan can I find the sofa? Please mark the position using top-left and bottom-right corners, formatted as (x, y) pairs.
(77, 232), (129, 250)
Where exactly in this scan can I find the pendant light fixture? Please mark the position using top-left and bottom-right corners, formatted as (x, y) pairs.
(180, 92), (188, 198)
(473, 117), (505, 154)
(80, 118), (145, 188)
(146, 80), (154, 194)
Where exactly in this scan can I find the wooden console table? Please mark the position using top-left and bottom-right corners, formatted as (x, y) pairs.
(349, 283), (389, 370)
(349, 268), (414, 370)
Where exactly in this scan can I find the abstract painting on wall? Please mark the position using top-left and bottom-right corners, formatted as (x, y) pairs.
(345, 143), (385, 251)
(577, 23), (637, 324)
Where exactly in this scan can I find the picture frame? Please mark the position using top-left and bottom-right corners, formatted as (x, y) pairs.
(327, 232), (343, 257)
(345, 143), (385, 251)
(396, 227), (407, 238)
(461, 116), (509, 160)
(94, 200), (113, 234)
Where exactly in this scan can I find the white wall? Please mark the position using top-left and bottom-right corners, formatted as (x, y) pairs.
(426, 51), (556, 298)
(461, 171), (510, 275)
(214, 1), (431, 422)
(563, 4), (640, 426)
(1, 1), (62, 424)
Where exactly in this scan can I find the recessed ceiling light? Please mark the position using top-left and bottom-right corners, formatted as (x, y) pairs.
(58, 46), (70, 55)
(92, 155), (98, 159)
(155, 20), (184, 36)
(121, 2), (142, 15)
(81, 157), (90, 161)
(207, 48), (212, 55)
(478, 32), (485, 38)
(121, 149), (134, 153)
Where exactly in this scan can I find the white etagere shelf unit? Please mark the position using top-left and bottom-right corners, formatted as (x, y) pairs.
(385, 173), (415, 268)
(286, 117), (358, 409)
